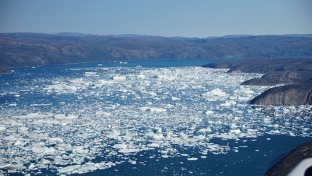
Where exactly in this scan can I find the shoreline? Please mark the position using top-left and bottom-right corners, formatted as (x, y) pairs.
(202, 58), (312, 106)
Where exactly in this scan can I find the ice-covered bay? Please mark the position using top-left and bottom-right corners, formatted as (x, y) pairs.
(0, 65), (311, 175)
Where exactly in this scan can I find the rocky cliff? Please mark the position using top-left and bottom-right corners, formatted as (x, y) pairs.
(250, 85), (312, 106)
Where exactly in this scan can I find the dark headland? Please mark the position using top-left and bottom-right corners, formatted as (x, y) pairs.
(202, 58), (312, 105)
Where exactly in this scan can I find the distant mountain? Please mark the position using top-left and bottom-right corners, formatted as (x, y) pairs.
(283, 34), (312, 38)
(219, 34), (255, 38)
(54, 32), (101, 37)
(0, 33), (312, 67)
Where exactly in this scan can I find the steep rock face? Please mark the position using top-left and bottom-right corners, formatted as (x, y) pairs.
(265, 141), (312, 176)
(250, 85), (312, 105)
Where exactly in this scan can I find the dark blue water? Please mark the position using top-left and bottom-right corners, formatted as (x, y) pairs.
(78, 135), (310, 176)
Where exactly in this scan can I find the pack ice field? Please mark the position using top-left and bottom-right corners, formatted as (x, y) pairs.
(0, 63), (311, 175)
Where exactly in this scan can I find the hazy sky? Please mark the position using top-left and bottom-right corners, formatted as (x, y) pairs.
(0, 0), (311, 37)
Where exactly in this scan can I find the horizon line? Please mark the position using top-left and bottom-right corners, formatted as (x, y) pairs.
(1, 32), (312, 39)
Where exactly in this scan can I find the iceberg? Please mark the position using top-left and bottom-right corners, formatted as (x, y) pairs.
(58, 165), (81, 174)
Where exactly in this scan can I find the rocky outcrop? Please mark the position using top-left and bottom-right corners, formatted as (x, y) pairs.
(265, 141), (312, 176)
(241, 71), (312, 85)
(202, 58), (312, 73)
(250, 85), (312, 106)
(203, 58), (312, 106)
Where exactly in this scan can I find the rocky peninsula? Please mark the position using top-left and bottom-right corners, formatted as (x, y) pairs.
(250, 84), (312, 106)
(202, 58), (312, 106)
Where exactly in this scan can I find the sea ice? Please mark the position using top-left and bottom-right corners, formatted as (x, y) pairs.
(187, 157), (198, 161)
(58, 165), (81, 174)
(0, 66), (310, 175)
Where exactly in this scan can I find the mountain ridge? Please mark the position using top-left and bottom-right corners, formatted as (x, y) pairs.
(1, 33), (312, 68)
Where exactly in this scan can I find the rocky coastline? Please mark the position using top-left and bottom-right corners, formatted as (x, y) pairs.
(202, 58), (312, 106)
(250, 84), (312, 106)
